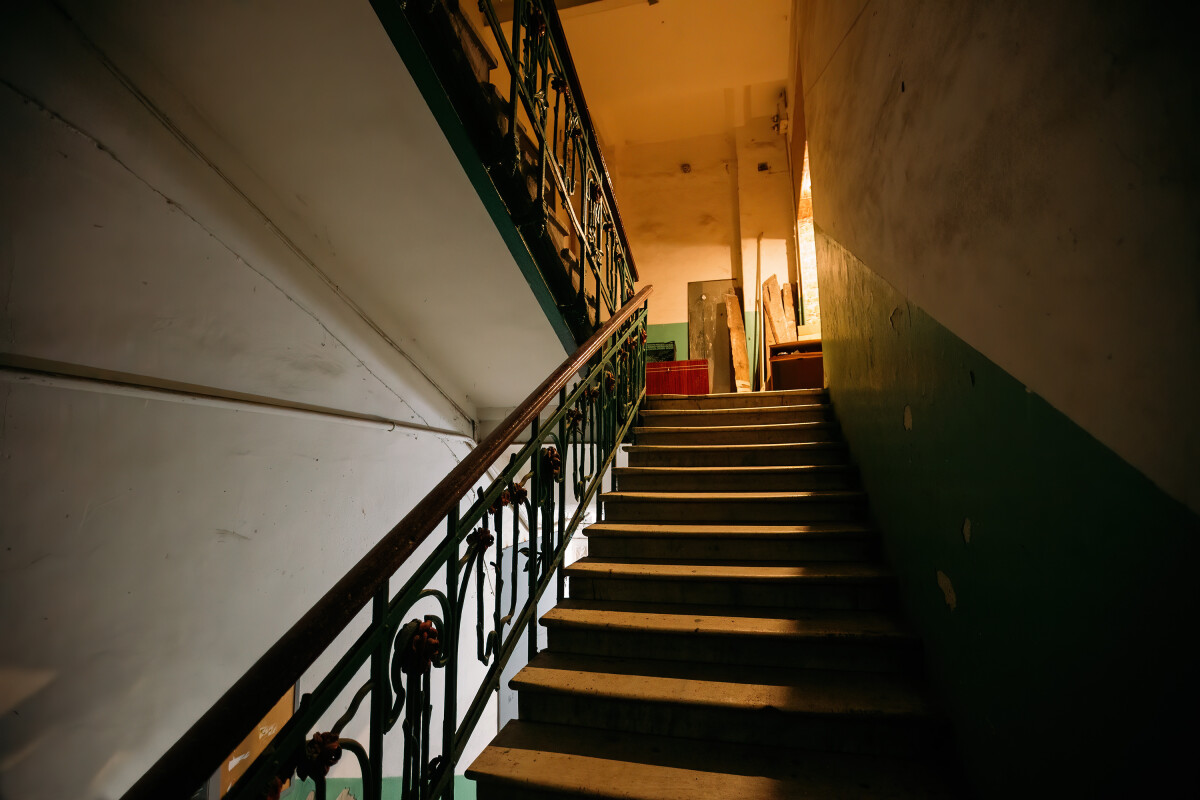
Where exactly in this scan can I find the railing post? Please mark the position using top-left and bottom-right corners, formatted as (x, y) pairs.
(556, 386), (567, 603)
(527, 415), (540, 661)
(507, 0), (526, 171)
(444, 504), (459, 800)
(368, 586), (388, 800)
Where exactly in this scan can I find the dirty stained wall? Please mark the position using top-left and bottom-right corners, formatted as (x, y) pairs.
(612, 119), (798, 363)
(609, 132), (740, 359)
(797, 0), (1200, 795)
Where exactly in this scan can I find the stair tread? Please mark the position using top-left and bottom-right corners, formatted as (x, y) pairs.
(635, 421), (838, 434)
(640, 403), (831, 417)
(512, 652), (935, 717)
(626, 441), (847, 452)
(613, 464), (854, 475)
(543, 600), (915, 641)
(602, 490), (865, 502)
(565, 557), (892, 582)
(468, 721), (956, 799)
(584, 521), (873, 537)
(648, 389), (826, 400)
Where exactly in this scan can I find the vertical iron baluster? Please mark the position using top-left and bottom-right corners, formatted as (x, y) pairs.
(443, 505), (458, 800)
(557, 387), (567, 602)
(368, 587), (388, 800)
(507, 0), (526, 170)
(527, 416), (540, 660)
(493, 505), (504, 658)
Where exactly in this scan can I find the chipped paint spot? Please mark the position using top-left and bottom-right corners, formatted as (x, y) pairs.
(903, 405), (913, 430)
(962, 518), (972, 543)
(889, 306), (904, 331)
(937, 570), (957, 610)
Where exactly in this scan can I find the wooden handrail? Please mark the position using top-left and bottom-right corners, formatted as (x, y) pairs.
(122, 284), (651, 800)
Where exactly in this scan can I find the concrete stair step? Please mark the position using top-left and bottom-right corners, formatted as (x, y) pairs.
(468, 721), (960, 799)
(639, 403), (834, 428)
(565, 557), (895, 608)
(542, 600), (922, 671)
(625, 442), (851, 467)
(512, 653), (944, 757)
(635, 421), (841, 446)
(613, 464), (858, 492)
(601, 490), (867, 523)
(584, 521), (877, 561)
(645, 388), (829, 410)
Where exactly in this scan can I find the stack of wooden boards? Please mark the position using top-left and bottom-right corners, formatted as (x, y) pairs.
(723, 276), (819, 393)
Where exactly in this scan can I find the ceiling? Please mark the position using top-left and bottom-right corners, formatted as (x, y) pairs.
(558, 0), (793, 146)
(56, 0), (569, 416)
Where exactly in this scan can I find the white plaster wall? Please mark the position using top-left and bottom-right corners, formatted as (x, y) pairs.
(0, 3), (526, 797)
(797, 0), (1200, 511)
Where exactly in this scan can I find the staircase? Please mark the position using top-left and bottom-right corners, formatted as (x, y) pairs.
(468, 389), (962, 798)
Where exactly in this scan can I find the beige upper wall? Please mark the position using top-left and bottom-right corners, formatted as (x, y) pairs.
(796, 1), (1200, 510)
(609, 132), (740, 326)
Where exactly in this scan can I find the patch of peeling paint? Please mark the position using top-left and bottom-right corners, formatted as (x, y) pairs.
(903, 405), (913, 430)
(937, 570), (957, 610)
(962, 518), (972, 543)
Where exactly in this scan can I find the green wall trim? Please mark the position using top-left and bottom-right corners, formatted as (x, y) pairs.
(816, 231), (1200, 798)
(646, 322), (688, 361)
(284, 775), (477, 800)
(647, 315), (761, 376)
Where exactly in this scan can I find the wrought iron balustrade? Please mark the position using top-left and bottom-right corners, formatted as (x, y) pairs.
(369, 0), (638, 342)
(123, 286), (652, 800)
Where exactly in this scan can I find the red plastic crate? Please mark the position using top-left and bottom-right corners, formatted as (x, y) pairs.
(646, 360), (709, 395)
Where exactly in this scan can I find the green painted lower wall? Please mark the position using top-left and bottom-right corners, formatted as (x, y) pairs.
(816, 230), (1200, 798)
(646, 322), (688, 361)
(283, 775), (476, 799)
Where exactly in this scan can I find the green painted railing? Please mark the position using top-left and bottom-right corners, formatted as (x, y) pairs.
(369, 0), (638, 343)
(122, 286), (651, 800)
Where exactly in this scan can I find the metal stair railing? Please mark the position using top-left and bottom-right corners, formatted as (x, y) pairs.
(121, 285), (652, 800)
(369, 0), (639, 343)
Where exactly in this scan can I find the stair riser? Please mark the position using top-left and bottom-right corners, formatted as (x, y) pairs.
(587, 535), (877, 562)
(614, 471), (856, 492)
(475, 786), (578, 800)
(602, 499), (866, 523)
(640, 407), (833, 427)
(545, 628), (922, 673)
(645, 391), (828, 410)
(568, 576), (895, 610)
(627, 447), (850, 467)
(635, 427), (839, 446)
(516, 692), (940, 757)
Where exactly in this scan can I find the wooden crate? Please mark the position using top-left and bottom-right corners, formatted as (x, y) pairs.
(646, 360), (709, 395)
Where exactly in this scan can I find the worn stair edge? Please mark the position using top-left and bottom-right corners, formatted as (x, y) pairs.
(583, 521), (873, 538)
(625, 442), (849, 453)
(635, 421), (839, 435)
(601, 490), (865, 505)
(511, 652), (936, 719)
(644, 389), (829, 410)
(640, 403), (832, 418)
(564, 558), (892, 583)
(467, 721), (960, 800)
(541, 601), (915, 643)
